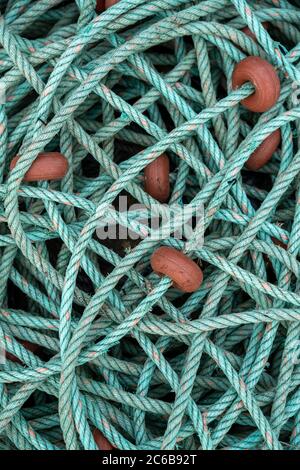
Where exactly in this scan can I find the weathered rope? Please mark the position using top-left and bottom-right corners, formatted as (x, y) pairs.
(0, 0), (299, 451)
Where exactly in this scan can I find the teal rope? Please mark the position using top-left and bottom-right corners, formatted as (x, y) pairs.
(0, 0), (299, 451)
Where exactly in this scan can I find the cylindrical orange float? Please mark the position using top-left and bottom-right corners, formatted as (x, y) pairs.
(151, 246), (203, 293)
(10, 152), (68, 182)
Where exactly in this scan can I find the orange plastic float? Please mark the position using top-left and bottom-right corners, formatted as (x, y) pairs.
(246, 129), (281, 170)
(144, 153), (170, 202)
(151, 246), (203, 293)
(106, 0), (120, 7)
(242, 22), (269, 42)
(96, 0), (119, 12)
(93, 428), (115, 450)
(232, 56), (280, 112)
(10, 152), (68, 182)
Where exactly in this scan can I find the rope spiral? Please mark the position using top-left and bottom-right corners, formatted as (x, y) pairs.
(0, 0), (299, 450)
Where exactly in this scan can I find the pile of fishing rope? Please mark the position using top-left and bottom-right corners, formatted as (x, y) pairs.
(0, 0), (300, 451)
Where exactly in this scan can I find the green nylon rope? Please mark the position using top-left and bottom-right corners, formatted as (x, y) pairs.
(0, 0), (299, 450)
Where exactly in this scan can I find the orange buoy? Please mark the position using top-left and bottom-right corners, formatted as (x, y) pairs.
(105, 0), (120, 7)
(96, 0), (105, 12)
(242, 22), (269, 42)
(232, 57), (280, 112)
(246, 129), (281, 170)
(93, 428), (115, 450)
(151, 246), (203, 293)
(144, 153), (170, 202)
(96, 0), (119, 12)
(10, 152), (68, 182)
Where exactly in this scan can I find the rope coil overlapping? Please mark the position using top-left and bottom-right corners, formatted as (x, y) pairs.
(0, 0), (300, 450)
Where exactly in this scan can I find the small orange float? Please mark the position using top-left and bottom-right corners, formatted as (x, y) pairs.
(144, 153), (170, 202)
(93, 428), (115, 450)
(246, 129), (281, 170)
(242, 22), (269, 42)
(151, 246), (203, 293)
(10, 152), (68, 182)
(232, 57), (280, 112)
(96, 0), (119, 12)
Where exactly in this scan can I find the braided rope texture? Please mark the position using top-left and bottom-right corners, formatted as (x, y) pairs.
(0, 0), (300, 451)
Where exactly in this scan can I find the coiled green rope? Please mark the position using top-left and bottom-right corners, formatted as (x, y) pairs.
(0, 0), (300, 451)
